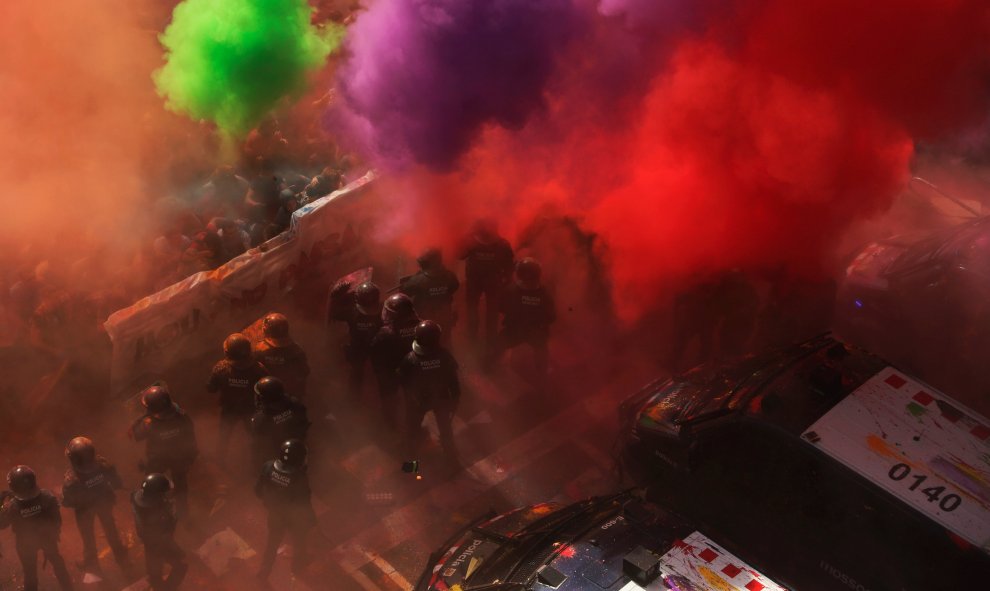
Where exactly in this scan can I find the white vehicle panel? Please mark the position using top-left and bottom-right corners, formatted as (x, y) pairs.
(802, 367), (990, 553)
(657, 531), (788, 591)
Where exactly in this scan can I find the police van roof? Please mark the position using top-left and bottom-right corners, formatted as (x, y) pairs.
(801, 366), (990, 554)
(638, 334), (883, 433)
(637, 334), (990, 553)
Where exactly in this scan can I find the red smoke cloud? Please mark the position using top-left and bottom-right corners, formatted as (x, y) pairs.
(358, 0), (990, 320)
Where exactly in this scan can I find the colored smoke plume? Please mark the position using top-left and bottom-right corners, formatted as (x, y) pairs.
(155, 0), (343, 139)
(0, 0), (194, 291)
(337, 0), (582, 171)
(337, 0), (990, 319)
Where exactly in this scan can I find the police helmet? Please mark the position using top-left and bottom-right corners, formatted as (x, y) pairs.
(279, 439), (308, 468)
(141, 385), (173, 415)
(254, 376), (287, 405)
(515, 257), (542, 287)
(7, 465), (40, 501)
(136, 473), (171, 507)
(354, 282), (381, 314)
(65, 437), (97, 472)
(416, 248), (442, 270)
(412, 320), (442, 355)
(263, 312), (290, 338)
(223, 333), (252, 361)
(382, 293), (415, 325)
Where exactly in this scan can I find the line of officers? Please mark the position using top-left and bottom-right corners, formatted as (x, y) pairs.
(0, 220), (557, 590)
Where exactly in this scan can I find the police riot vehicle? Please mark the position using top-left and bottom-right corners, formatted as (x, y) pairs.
(835, 215), (990, 405)
(415, 490), (791, 591)
(619, 334), (990, 591)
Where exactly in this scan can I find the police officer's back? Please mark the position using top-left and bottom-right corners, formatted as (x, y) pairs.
(130, 385), (198, 513)
(370, 294), (420, 378)
(61, 437), (128, 568)
(254, 313), (311, 396)
(251, 377), (310, 464)
(458, 218), (514, 342)
(370, 294), (419, 426)
(131, 474), (186, 590)
(255, 439), (315, 578)
(0, 466), (74, 591)
(341, 282), (384, 353)
(209, 333), (268, 463)
(400, 248), (460, 330)
(459, 220), (514, 290)
(499, 258), (556, 340)
(398, 321), (461, 461)
(493, 258), (556, 376)
(329, 281), (383, 395)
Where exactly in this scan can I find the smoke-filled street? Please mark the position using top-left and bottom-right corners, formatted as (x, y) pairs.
(3, 1), (990, 591)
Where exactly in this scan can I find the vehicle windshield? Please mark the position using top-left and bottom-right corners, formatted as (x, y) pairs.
(675, 360), (775, 423)
(671, 337), (836, 424)
(463, 496), (622, 590)
(887, 220), (990, 276)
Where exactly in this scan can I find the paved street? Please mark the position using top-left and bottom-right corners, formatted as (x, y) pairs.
(0, 330), (658, 591)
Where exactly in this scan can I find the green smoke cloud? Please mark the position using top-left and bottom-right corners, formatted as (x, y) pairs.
(154, 0), (342, 138)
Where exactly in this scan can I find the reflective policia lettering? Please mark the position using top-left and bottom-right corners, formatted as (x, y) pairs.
(19, 504), (42, 518)
(820, 559), (871, 591)
(85, 474), (106, 487)
(420, 359), (442, 370)
(448, 539), (484, 569)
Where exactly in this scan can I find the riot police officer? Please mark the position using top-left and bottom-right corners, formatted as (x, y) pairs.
(330, 281), (383, 396)
(208, 333), (269, 466)
(491, 258), (556, 377)
(254, 439), (315, 580)
(0, 465), (75, 591)
(370, 293), (419, 427)
(458, 218), (514, 346)
(129, 385), (198, 515)
(398, 321), (462, 464)
(131, 474), (187, 591)
(251, 377), (310, 467)
(61, 437), (128, 570)
(254, 313), (311, 397)
(400, 248), (460, 341)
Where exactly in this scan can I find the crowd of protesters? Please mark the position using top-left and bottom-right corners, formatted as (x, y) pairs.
(148, 123), (354, 292)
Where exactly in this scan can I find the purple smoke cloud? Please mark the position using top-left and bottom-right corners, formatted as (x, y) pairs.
(334, 0), (718, 171)
(336, 0), (584, 171)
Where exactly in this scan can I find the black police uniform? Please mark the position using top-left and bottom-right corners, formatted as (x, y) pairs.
(398, 347), (461, 457)
(370, 317), (419, 425)
(341, 305), (383, 394)
(254, 461), (315, 576)
(61, 458), (127, 566)
(130, 406), (198, 513)
(0, 491), (74, 591)
(130, 492), (186, 590)
(459, 236), (514, 343)
(207, 358), (269, 461)
(399, 268), (460, 337)
(251, 399), (310, 466)
(254, 339), (311, 397)
(494, 283), (556, 375)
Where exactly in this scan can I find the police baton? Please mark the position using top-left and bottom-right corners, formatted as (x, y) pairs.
(384, 275), (413, 295)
